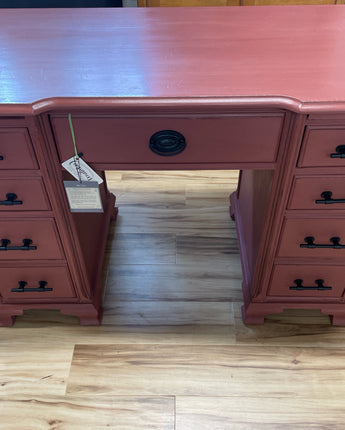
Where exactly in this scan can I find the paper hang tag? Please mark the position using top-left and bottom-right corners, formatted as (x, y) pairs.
(62, 156), (103, 184)
(64, 181), (103, 213)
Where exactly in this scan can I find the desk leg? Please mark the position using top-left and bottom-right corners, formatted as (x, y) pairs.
(241, 304), (265, 325)
(111, 206), (119, 220)
(328, 312), (345, 326)
(229, 198), (236, 221)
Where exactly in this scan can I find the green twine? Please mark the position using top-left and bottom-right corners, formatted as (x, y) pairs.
(68, 114), (79, 159)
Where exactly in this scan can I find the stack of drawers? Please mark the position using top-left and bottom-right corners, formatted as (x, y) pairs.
(0, 119), (76, 325)
(267, 117), (345, 318)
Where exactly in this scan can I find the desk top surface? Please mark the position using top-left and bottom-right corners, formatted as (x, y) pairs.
(1, 6), (345, 113)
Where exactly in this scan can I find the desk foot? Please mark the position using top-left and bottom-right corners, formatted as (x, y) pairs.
(329, 313), (345, 326)
(241, 305), (266, 325)
(0, 305), (103, 326)
(111, 206), (118, 221)
(229, 206), (235, 221)
(243, 302), (345, 325)
(0, 313), (18, 326)
(60, 304), (103, 325)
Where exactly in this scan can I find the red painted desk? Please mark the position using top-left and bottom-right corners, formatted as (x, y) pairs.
(1, 6), (345, 325)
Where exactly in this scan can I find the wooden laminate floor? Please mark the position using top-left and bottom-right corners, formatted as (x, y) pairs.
(1, 170), (345, 429)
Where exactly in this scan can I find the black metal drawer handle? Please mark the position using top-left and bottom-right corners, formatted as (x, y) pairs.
(0, 193), (22, 206)
(330, 145), (345, 158)
(11, 280), (52, 293)
(289, 278), (332, 291)
(0, 238), (37, 251)
(149, 130), (186, 156)
(300, 236), (345, 249)
(0, 156), (3, 160)
(315, 191), (345, 204)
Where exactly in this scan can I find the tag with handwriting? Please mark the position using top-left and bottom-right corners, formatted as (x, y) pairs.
(62, 156), (103, 184)
(64, 181), (103, 212)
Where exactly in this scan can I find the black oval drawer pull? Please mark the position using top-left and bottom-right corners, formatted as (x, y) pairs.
(0, 238), (37, 251)
(0, 193), (22, 206)
(300, 236), (345, 249)
(0, 156), (3, 160)
(11, 280), (52, 293)
(149, 130), (186, 156)
(330, 145), (345, 158)
(289, 278), (332, 291)
(315, 191), (345, 204)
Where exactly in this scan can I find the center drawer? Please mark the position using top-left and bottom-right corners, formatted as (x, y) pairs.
(50, 113), (284, 165)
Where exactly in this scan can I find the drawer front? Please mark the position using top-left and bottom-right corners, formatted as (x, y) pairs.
(0, 219), (64, 260)
(288, 176), (345, 210)
(51, 114), (283, 165)
(0, 128), (38, 169)
(298, 126), (345, 168)
(268, 265), (345, 298)
(278, 218), (345, 258)
(0, 266), (76, 302)
(0, 178), (50, 211)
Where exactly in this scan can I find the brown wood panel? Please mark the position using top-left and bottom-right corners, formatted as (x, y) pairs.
(243, 0), (334, 4)
(176, 235), (239, 265)
(139, 0), (334, 5)
(106, 263), (242, 301)
(175, 396), (345, 429)
(0, 315), (237, 344)
(66, 344), (345, 398)
(0, 396), (175, 430)
(109, 233), (176, 264)
(233, 302), (345, 346)
(101, 302), (234, 325)
(139, 0), (239, 6)
(0, 343), (73, 395)
(113, 205), (235, 236)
